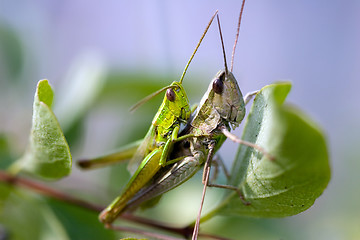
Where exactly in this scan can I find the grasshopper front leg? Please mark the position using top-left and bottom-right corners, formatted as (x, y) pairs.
(243, 90), (259, 105)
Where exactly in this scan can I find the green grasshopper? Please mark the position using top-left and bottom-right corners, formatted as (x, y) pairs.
(118, 3), (272, 239)
(117, 13), (257, 212)
(78, 11), (218, 225)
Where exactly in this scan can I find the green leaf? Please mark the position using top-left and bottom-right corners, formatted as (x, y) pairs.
(36, 79), (54, 107)
(0, 188), (70, 240)
(47, 199), (117, 240)
(208, 82), (330, 218)
(19, 80), (72, 179)
(0, 134), (14, 169)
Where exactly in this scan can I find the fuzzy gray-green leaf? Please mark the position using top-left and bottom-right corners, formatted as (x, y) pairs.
(21, 80), (72, 179)
(209, 82), (330, 218)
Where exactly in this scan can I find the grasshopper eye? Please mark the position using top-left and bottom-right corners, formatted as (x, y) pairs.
(166, 88), (176, 102)
(213, 72), (225, 94)
(213, 77), (224, 94)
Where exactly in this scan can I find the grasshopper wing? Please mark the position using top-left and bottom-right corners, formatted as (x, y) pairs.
(127, 128), (154, 174)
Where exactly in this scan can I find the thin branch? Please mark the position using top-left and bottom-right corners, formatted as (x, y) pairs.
(109, 225), (185, 240)
(0, 170), (102, 212)
(0, 170), (230, 240)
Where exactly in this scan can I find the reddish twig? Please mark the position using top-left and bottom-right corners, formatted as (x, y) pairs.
(0, 170), (231, 240)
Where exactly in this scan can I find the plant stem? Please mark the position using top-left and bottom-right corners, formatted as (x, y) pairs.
(0, 170), (230, 240)
(0, 170), (103, 211)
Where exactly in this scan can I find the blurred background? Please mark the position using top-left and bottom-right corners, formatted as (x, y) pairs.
(0, 0), (359, 239)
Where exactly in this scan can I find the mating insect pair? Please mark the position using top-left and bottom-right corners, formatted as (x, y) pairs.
(78, 1), (272, 239)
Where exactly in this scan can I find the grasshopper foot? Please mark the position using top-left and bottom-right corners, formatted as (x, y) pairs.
(77, 159), (92, 168)
(236, 190), (251, 206)
(99, 209), (114, 226)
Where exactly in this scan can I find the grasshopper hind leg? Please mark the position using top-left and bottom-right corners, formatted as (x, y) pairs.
(208, 154), (251, 205)
(206, 182), (250, 206)
(202, 145), (251, 206)
(210, 154), (231, 181)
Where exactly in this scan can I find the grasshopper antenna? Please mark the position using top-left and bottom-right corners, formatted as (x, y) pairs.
(216, 14), (228, 75)
(129, 85), (175, 113)
(130, 10), (218, 113)
(230, 0), (246, 72)
(179, 10), (218, 84)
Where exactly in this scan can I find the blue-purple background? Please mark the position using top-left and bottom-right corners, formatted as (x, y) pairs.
(1, 1), (359, 239)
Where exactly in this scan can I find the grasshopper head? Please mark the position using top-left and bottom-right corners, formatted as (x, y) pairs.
(210, 69), (245, 129)
(166, 81), (191, 121)
(153, 81), (191, 133)
(192, 69), (245, 133)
